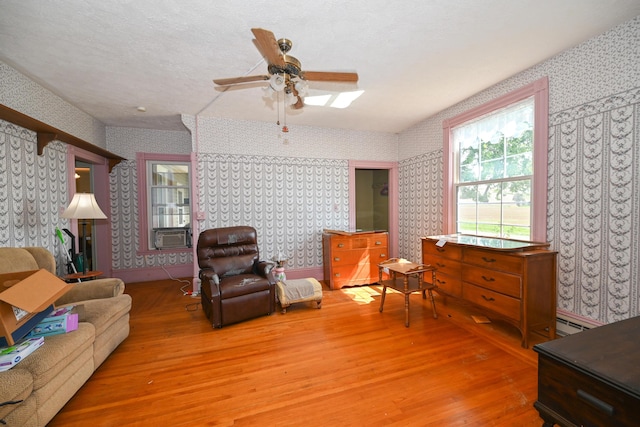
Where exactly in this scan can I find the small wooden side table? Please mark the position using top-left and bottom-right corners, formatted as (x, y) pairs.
(378, 258), (437, 327)
(64, 270), (103, 282)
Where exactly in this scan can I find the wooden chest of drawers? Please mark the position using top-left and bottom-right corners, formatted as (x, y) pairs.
(534, 316), (640, 427)
(422, 234), (557, 348)
(323, 232), (388, 290)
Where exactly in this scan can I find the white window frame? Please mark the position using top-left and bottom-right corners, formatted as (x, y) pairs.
(442, 77), (549, 242)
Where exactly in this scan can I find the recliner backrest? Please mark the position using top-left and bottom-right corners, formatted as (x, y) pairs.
(197, 226), (259, 277)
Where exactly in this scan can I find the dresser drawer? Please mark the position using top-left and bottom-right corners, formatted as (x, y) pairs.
(434, 273), (462, 298)
(462, 283), (520, 320)
(367, 235), (388, 248)
(462, 265), (521, 298)
(422, 240), (462, 261)
(537, 356), (638, 426)
(429, 257), (462, 277)
(330, 250), (369, 265)
(369, 247), (389, 263)
(328, 236), (355, 250)
(464, 248), (523, 273)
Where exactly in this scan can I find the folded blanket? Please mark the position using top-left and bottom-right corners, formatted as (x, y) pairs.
(281, 279), (316, 301)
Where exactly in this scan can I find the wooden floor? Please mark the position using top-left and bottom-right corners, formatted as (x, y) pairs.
(49, 278), (548, 426)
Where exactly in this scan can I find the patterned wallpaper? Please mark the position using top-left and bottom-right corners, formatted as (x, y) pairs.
(196, 154), (350, 268)
(0, 120), (70, 274)
(106, 126), (191, 160)
(192, 115), (398, 159)
(0, 62), (106, 148)
(548, 88), (640, 322)
(398, 150), (443, 262)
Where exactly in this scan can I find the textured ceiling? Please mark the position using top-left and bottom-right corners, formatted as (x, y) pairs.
(1, 1), (639, 134)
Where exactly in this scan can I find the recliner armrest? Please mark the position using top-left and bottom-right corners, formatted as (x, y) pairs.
(199, 268), (220, 285)
(255, 261), (276, 281)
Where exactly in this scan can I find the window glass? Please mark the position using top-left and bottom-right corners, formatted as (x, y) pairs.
(452, 97), (534, 240)
(147, 161), (191, 249)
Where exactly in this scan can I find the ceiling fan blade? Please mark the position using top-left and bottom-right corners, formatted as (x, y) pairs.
(301, 71), (359, 83)
(251, 28), (285, 67)
(213, 75), (269, 86)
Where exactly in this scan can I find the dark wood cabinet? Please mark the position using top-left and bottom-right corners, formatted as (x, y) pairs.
(422, 234), (557, 348)
(534, 316), (640, 427)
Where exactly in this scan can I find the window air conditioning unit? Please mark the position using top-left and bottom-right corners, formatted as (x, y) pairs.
(153, 228), (191, 249)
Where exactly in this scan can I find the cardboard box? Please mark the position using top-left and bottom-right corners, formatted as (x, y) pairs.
(0, 336), (44, 372)
(0, 269), (73, 346)
(27, 305), (79, 338)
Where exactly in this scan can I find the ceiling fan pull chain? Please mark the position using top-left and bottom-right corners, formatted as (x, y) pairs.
(282, 94), (289, 133)
(276, 89), (280, 126)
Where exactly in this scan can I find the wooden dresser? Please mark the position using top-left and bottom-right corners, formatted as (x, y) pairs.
(323, 231), (388, 290)
(534, 316), (640, 427)
(422, 234), (557, 348)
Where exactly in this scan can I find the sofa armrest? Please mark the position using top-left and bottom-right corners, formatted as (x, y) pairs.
(54, 277), (125, 306)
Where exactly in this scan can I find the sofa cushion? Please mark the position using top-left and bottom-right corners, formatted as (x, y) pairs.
(0, 367), (33, 420)
(18, 323), (95, 389)
(33, 342), (93, 426)
(76, 294), (132, 337)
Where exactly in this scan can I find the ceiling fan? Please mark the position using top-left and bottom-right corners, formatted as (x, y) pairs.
(213, 28), (359, 110)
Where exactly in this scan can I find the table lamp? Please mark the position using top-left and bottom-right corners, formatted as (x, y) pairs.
(61, 193), (107, 274)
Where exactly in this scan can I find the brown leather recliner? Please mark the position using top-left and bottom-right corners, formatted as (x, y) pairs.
(197, 226), (276, 328)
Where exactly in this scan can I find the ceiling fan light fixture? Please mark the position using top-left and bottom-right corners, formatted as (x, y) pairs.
(287, 92), (300, 106)
(269, 74), (286, 91)
(294, 79), (309, 96)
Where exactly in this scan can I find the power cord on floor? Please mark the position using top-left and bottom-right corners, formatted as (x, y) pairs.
(157, 264), (198, 297)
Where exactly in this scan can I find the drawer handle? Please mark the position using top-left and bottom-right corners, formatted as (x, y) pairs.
(436, 279), (446, 285)
(577, 389), (614, 416)
(375, 241), (382, 245)
(481, 295), (495, 302)
(481, 275), (495, 282)
(436, 262), (445, 268)
(338, 243), (344, 248)
(334, 257), (341, 262)
(380, 253), (386, 258)
(482, 256), (496, 263)
(334, 273), (341, 277)
(436, 247), (445, 252)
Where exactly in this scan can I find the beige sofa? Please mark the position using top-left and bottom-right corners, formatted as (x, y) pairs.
(0, 247), (132, 426)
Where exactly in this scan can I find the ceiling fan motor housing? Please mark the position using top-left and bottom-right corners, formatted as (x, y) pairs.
(268, 55), (301, 77)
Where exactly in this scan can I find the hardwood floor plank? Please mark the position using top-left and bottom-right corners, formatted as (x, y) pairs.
(48, 279), (545, 426)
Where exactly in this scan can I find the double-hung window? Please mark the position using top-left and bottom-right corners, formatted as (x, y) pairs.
(137, 153), (192, 252)
(443, 78), (549, 241)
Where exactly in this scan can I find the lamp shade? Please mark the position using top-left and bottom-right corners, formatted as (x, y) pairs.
(61, 193), (107, 220)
